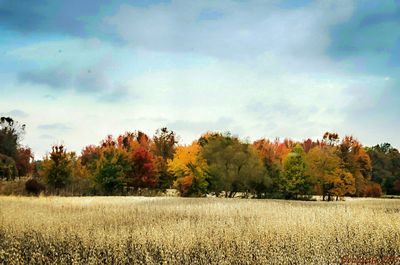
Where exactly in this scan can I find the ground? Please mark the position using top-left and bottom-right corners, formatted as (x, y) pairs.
(0, 196), (399, 264)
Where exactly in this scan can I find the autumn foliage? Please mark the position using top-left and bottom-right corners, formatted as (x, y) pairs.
(2, 116), (400, 199)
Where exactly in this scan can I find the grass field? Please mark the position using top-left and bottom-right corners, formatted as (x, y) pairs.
(1, 196), (400, 264)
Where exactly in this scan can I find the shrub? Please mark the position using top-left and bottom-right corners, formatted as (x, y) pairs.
(25, 178), (45, 195)
(364, 183), (382, 198)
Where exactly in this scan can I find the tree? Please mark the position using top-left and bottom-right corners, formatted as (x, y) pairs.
(0, 153), (18, 180)
(0, 117), (25, 159)
(15, 147), (33, 177)
(168, 141), (208, 196)
(0, 117), (28, 179)
(322, 132), (339, 146)
(366, 143), (400, 195)
(327, 168), (356, 200)
(94, 146), (128, 194)
(200, 133), (269, 198)
(338, 136), (372, 196)
(152, 127), (178, 189)
(305, 145), (356, 201)
(81, 145), (101, 175)
(127, 147), (156, 188)
(253, 138), (290, 196)
(41, 145), (73, 190)
(281, 144), (312, 199)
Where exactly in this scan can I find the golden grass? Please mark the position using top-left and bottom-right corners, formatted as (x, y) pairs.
(1, 196), (400, 264)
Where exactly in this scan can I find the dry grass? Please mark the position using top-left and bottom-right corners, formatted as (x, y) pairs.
(1, 196), (400, 264)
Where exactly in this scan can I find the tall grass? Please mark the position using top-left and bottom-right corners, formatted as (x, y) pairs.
(1, 196), (399, 264)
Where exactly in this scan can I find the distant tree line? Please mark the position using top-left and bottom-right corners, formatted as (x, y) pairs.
(1, 117), (400, 200)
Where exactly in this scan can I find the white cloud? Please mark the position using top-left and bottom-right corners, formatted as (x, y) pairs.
(104, 0), (354, 60)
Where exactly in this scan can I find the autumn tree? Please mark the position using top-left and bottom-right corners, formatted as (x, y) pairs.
(152, 127), (178, 189)
(253, 138), (291, 196)
(305, 144), (356, 201)
(40, 145), (73, 191)
(127, 147), (156, 188)
(338, 136), (372, 196)
(15, 147), (33, 177)
(81, 145), (101, 174)
(168, 141), (208, 196)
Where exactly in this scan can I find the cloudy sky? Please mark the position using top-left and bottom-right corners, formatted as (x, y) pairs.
(0, 0), (399, 158)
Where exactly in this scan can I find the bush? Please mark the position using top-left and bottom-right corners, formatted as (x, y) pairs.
(365, 183), (382, 198)
(25, 178), (45, 195)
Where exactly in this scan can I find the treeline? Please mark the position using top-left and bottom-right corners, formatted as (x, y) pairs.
(1, 117), (400, 200)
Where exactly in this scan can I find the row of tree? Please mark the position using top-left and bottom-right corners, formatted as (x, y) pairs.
(1, 116), (400, 199)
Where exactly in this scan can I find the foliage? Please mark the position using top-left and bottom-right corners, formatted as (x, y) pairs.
(43, 145), (74, 190)
(200, 133), (269, 197)
(281, 144), (313, 199)
(364, 182), (382, 198)
(94, 145), (128, 194)
(0, 117), (25, 158)
(305, 145), (355, 201)
(338, 136), (372, 196)
(366, 143), (400, 195)
(15, 147), (33, 177)
(0, 117), (28, 179)
(0, 117), (397, 199)
(25, 178), (45, 195)
(253, 138), (289, 195)
(127, 147), (156, 188)
(0, 153), (18, 180)
(168, 141), (208, 196)
(153, 127), (178, 189)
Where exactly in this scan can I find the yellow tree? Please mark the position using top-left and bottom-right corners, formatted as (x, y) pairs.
(306, 145), (356, 201)
(168, 141), (208, 196)
(339, 136), (372, 196)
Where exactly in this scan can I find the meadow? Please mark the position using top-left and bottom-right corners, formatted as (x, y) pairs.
(1, 196), (400, 264)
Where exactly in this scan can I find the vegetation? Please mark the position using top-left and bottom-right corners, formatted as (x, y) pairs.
(1, 196), (399, 264)
(1, 116), (400, 199)
(0, 117), (33, 180)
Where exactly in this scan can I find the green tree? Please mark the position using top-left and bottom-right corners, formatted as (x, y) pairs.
(366, 143), (400, 195)
(94, 147), (128, 194)
(0, 117), (25, 159)
(200, 133), (269, 198)
(0, 153), (18, 180)
(0, 117), (27, 179)
(281, 144), (312, 199)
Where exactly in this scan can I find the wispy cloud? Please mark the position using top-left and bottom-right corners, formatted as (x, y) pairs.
(0, 109), (29, 118)
(38, 123), (72, 131)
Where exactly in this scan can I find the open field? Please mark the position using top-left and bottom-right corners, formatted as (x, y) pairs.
(1, 197), (400, 264)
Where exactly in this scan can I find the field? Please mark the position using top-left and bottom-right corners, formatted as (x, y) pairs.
(1, 197), (400, 264)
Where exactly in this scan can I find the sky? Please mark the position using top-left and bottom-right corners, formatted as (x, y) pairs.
(0, 0), (399, 159)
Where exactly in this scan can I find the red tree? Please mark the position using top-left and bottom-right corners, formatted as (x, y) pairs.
(128, 147), (156, 188)
(15, 147), (33, 177)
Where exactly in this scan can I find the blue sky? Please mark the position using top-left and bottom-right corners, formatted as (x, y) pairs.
(0, 0), (399, 158)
